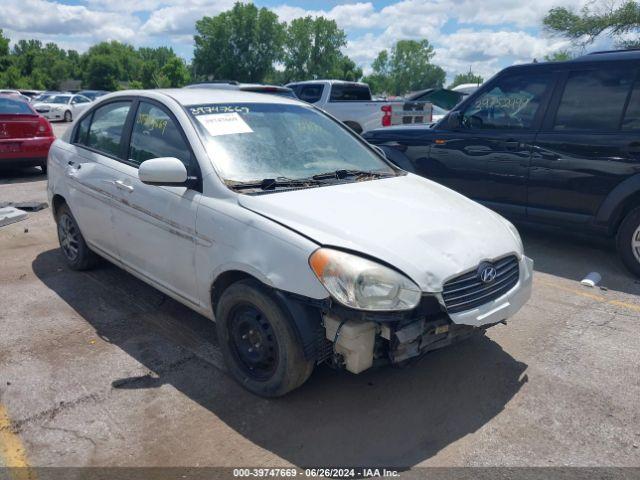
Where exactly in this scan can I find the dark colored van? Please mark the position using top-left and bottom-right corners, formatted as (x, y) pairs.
(363, 49), (640, 276)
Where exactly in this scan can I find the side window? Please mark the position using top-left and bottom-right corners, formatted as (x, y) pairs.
(86, 101), (132, 157)
(74, 114), (92, 145)
(462, 72), (552, 130)
(329, 84), (371, 102)
(621, 77), (640, 130)
(553, 68), (634, 131)
(297, 84), (324, 103)
(128, 102), (192, 170)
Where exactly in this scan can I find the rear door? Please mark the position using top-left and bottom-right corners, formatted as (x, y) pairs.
(529, 64), (638, 226)
(425, 70), (553, 217)
(66, 101), (133, 257)
(109, 100), (202, 305)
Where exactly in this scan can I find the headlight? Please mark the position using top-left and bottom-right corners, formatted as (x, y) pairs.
(309, 248), (421, 311)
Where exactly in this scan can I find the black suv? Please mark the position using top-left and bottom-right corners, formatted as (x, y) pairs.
(363, 49), (640, 276)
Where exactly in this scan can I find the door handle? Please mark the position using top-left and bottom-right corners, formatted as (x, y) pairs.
(114, 180), (134, 192)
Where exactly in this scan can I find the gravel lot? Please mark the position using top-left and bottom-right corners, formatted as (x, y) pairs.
(1, 122), (639, 471)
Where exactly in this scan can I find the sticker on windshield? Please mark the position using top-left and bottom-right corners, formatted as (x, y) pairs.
(196, 112), (253, 137)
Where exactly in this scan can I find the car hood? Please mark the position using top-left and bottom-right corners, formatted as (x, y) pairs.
(238, 174), (522, 292)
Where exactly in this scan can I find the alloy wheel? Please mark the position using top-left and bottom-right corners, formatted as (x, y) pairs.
(58, 214), (80, 262)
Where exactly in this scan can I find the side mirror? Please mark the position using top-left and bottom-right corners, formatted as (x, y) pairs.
(138, 157), (188, 186)
(447, 111), (462, 129)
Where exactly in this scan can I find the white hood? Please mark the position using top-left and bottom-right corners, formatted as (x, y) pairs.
(238, 174), (522, 292)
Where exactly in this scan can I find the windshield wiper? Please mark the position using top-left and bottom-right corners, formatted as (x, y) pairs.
(311, 169), (395, 180)
(226, 177), (323, 191)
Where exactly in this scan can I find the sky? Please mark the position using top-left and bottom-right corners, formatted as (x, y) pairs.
(0, 0), (617, 81)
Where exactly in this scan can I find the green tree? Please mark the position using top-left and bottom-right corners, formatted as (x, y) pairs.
(449, 70), (484, 89)
(283, 16), (347, 81)
(0, 29), (9, 70)
(543, 50), (575, 62)
(362, 50), (392, 94)
(364, 40), (445, 95)
(160, 57), (190, 87)
(329, 54), (363, 82)
(544, 2), (640, 48)
(193, 2), (284, 82)
(84, 54), (122, 90)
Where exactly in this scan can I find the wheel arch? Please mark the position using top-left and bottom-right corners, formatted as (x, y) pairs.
(595, 174), (640, 234)
(210, 269), (325, 361)
(51, 194), (67, 220)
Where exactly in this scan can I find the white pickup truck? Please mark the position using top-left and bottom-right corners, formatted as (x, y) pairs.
(286, 80), (432, 134)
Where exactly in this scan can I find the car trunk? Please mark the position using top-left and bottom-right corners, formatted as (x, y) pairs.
(0, 114), (41, 139)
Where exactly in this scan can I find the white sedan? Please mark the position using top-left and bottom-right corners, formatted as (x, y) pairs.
(33, 94), (92, 122)
(47, 88), (532, 396)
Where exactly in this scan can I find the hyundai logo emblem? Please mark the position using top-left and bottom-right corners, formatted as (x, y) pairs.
(478, 264), (497, 284)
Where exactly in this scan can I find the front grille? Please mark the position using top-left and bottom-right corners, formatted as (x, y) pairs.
(442, 255), (519, 314)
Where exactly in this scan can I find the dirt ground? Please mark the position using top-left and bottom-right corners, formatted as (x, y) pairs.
(1, 123), (639, 471)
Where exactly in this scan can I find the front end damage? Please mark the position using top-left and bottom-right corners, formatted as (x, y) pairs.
(279, 255), (533, 374)
(319, 297), (492, 373)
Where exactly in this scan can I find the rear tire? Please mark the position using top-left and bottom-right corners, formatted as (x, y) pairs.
(616, 206), (640, 277)
(40, 162), (47, 174)
(215, 279), (314, 397)
(56, 204), (98, 271)
(64, 110), (72, 122)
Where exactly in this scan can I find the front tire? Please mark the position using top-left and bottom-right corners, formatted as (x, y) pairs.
(64, 110), (72, 122)
(215, 279), (314, 397)
(616, 206), (640, 277)
(56, 204), (98, 270)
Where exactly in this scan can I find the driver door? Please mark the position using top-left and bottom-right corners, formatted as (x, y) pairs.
(427, 71), (553, 218)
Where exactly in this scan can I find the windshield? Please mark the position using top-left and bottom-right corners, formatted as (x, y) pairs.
(46, 96), (71, 104)
(187, 103), (395, 185)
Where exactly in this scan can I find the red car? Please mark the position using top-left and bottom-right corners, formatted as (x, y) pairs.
(0, 94), (55, 173)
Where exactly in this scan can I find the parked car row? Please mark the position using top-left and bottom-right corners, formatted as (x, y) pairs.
(363, 49), (640, 276)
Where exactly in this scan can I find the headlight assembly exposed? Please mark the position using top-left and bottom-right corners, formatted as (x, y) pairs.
(309, 248), (421, 311)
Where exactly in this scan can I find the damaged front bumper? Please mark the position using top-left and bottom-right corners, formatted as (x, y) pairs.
(315, 255), (534, 373)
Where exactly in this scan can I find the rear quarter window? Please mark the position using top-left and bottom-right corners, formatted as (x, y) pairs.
(553, 67), (635, 131)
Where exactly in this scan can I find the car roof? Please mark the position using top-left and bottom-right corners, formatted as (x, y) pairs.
(287, 79), (368, 86)
(186, 82), (291, 91)
(501, 48), (640, 75)
(101, 88), (305, 107)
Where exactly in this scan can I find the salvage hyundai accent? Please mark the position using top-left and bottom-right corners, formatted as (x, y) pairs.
(47, 89), (533, 397)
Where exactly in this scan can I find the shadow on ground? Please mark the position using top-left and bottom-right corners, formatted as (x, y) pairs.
(33, 249), (528, 468)
(0, 166), (46, 184)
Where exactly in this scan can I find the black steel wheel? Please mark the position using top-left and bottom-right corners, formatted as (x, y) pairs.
(215, 279), (314, 397)
(228, 304), (279, 381)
